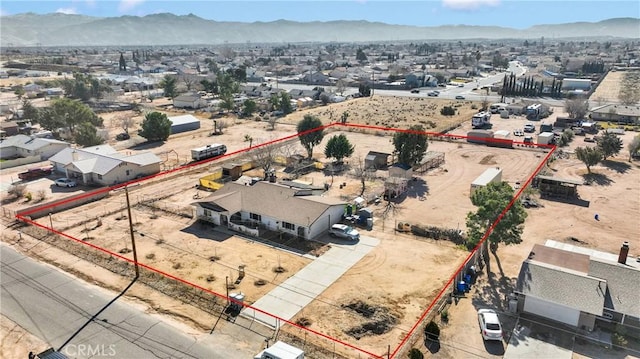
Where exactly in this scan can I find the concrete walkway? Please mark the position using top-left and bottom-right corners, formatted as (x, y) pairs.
(241, 235), (379, 328)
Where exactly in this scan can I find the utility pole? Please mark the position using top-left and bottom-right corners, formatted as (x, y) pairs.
(124, 186), (139, 278)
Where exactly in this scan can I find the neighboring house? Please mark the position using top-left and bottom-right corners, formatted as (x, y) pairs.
(0, 121), (19, 137)
(0, 134), (70, 160)
(48, 145), (161, 186)
(173, 93), (204, 109)
(589, 104), (640, 125)
(515, 240), (640, 332)
(561, 78), (592, 91)
(192, 181), (347, 240)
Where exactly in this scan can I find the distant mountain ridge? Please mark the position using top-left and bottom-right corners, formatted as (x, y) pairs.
(1, 13), (639, 47)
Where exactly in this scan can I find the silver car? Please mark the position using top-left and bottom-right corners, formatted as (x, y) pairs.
(54, 178), (77, 187)
(478, 309), (503, 341)
(329, 224), (360, 241)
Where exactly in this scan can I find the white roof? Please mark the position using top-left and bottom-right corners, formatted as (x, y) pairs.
(261, 341), (304, 358)
(169, 114), (201, 126)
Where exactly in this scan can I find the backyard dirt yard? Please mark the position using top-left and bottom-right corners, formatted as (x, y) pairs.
(3, 94), (639, 358)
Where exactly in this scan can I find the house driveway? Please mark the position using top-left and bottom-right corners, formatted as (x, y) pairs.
(241, 235), (380, 328)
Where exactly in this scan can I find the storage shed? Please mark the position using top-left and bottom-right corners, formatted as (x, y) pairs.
(169, 114), (201, 134)
(365, 151), (391, 170)
(470, 167), (502, 195)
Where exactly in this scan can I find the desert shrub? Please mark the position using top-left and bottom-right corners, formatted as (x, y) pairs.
(24, 192), (33, 201)
(36, 189), (47, 202)
(408, 348), (424, 359)
(8, 184), (27, 198)
(145, 253), (155, 260)
(440, 309), (449, 323)
(440, 106), (456, 116)
(172, 262), (182, 270)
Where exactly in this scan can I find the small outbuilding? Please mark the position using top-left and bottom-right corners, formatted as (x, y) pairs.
(470, 167), (503, 195)
(168, 114), (201, 134)
(365, 151), (391, 170)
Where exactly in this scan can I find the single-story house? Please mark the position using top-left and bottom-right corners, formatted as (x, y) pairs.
(48, 145), (161, 186)
(515, 240), (640, 331)
(192, 181), (347, 240)
(589, 104), (640, 125)
(0, 134), (70, 160)
(173, 93), (205, 109)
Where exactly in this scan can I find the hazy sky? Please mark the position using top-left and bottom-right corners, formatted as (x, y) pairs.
(1, 1), (639, 28)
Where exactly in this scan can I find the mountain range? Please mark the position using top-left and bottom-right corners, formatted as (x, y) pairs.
(1, 13), (639, 47)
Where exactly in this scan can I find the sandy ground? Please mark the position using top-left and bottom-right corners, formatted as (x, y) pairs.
(2, 91), (639, 357)
(0, 314), (50, 359)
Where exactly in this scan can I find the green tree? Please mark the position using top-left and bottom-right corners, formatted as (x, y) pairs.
(297, 115), (324, 159)
(268, 93), (281, 111)
(358, 83), (371, 97)
(38, 97), (102, 135)
(575, 146), (603, 173)
(159, 75), (178, 99)
(242, 99), (257, 117)
(408, 348), (424, 359)
(596, 132), (624, 160)
(219, 92), (235, 113)
(200, 79), (218, 95)
(392, 125), (429, 167)
(356, 48), (368, 63)
(138, 111), (171, 142)
(217, 72), (240, 96)
(13, 85), (25, 99)
(74, 122), (104, 147)
(279, 92), (293, 114)
(21, 99), (39, 122)
(324, 134), (355, 163)
(466, 182), (527, 262)
(628, 134), (640, 161)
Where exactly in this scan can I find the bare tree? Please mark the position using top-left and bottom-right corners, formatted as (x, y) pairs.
(182, 74), (197, 92)
(351, 156), (374, 197)
(116, 114), (135, 134)
(251, 139), (277, 179)
(565, 98), (589, 119)
(335, 79), (347, 96)
(267, 115), (278, 131)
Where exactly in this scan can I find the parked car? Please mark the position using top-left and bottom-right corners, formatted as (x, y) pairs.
(513, 129), (524, 137)
(455, 95), (465, 100)
(329, 224), (360, 241)
(427, 91), (439, 97)
(115, 132), (130, 141)
(410, 89), (420, 94)
(54, 178), (77, 187)
(524, 123), (536, 133)
(457, 83), (465, 88)
(477, 309), (503, 341)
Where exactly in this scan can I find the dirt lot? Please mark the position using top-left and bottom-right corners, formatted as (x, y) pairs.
(2, 93), (639, 358)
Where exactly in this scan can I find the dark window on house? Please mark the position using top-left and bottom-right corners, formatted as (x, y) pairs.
(282, 221), (295, 230)
(126, 170), (130, 176)
(250, 213), (261, 221)
(97, 174), (102, 180)
(204, 209), (211, 217)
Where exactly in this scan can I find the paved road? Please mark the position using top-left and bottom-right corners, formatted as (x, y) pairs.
(0, 243), (264, 358)
(242, 235), (379, 328)
(251, 61), (563, 107)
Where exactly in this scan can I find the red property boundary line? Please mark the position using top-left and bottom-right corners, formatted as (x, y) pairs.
(15, 122), (556, 358)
